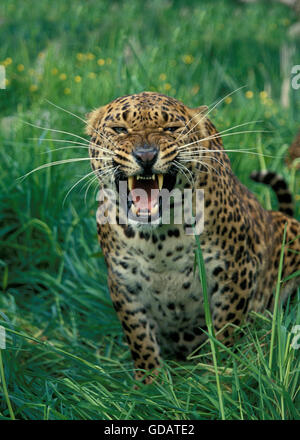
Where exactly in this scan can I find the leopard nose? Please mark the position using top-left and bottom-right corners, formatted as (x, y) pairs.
(133, 145), (158, 168)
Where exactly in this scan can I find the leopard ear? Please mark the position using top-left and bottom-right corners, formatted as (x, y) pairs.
(193, 105), (208, 116)
(187, 105), (208, 122)
(85, 106), (105, 136)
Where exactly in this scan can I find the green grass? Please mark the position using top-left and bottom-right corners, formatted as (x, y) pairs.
(0, 0), (299, 420)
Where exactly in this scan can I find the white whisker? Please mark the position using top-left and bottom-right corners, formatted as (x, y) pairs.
(179, 158), (220, 176)
(40, 146), (90, 154)
(90, 165), (118, 202)
(178, 148), (276, 159)
(63, 169), (98, 206)
(21, 120), (91, 145)
(29, 137), (115, 155)
(177, 85), (247, 142)
(179, 119), (264, 145)
(19, 157), (95, 181)
(177, 129), (269, 152)
(45, 99), (119, 150)
(84, 175), (100, 205)
(173, 160), (194, 186)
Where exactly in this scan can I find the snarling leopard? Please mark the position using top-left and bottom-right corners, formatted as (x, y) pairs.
(86, 91), (300, 383)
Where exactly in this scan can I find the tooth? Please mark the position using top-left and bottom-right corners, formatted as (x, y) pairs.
(131, 204), (137, 215)
(152, 174), (155, 180)
(151, 205), (159, 215)
(158, 174), (164, 190)
(137, 175), (140, 180)
(128, 176), (134, 191)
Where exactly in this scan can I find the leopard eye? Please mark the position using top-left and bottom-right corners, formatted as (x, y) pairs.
(164, 126), (181, 133)
(112, 127), (128, 134)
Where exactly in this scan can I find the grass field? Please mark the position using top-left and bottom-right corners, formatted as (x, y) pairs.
(0, 0), (299, 420)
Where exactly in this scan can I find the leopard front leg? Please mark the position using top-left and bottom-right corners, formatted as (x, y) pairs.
(108, 276), (162, 384)
(211, 291), (247, 346)
(209, 263), (256, 346)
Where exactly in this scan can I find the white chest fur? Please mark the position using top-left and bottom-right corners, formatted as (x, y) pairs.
(109, 225), (221, 353)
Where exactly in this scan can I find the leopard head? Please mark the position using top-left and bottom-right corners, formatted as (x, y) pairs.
(86, 91), (214, 226)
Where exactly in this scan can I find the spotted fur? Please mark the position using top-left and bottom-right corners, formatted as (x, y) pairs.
(87, 92), (300, 384)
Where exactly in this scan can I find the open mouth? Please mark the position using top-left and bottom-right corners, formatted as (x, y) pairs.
(115, 169), (177, 222)
(129, 174), (161, 218)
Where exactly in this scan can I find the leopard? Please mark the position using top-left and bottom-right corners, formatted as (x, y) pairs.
(86, 91), (300, 384)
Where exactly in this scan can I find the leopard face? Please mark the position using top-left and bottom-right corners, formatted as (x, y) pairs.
(87, 92), (209, 227)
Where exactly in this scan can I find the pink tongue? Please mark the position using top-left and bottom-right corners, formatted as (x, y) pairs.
(131, 184), (159, 212)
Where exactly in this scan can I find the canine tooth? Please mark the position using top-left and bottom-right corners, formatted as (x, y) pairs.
(137, 175), (140, 180)
(128, 176), (134, 191)
(131, 204), (137, 215)
(151, 204), (159, 215)
(152, 174), (155, 180)
(158, 174), (164, 190)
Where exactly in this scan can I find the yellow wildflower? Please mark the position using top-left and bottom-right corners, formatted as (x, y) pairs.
(64, 87), (71, 95)
(29, 84), (38, 92)
(260, 91), (268, 100)
(87, 53), (95, 60)
(4, 57), (12, 66)
(192, 85), (200, 95)
(51, 67), (58, 75)
(59, 73), (67, 80)
(74, 75), (82, 83)
(225, 97), (232, 104)
(164, 83), (172, 91)
(182, 54), (194, 64)
(245, 90), (253, 99)
(159, 73), (167, 81)
(97, 58), (105, 66)
(88, 72), (96, 79)
(76, 53), (85, 61)
(17, 64), (25, 72)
